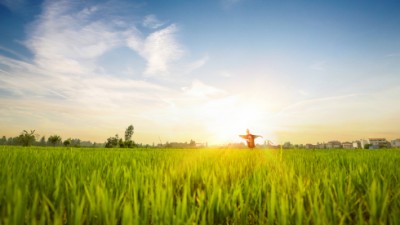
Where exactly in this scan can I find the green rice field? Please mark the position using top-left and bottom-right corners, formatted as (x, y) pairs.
(0, 146), (399, 225)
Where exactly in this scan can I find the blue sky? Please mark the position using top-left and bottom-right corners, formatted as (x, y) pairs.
(1, 0), (400, 145)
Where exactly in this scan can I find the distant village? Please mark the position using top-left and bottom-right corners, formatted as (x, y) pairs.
(224, 137), (400, 149)
(270, 138), (399, 149)
(159, 137), (400, 149)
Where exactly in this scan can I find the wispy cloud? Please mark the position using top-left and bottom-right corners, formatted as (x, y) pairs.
(126, 24), (185, 75)
(182, 79), (225, 99)
(142, 14), (164, 29)
(23, 0), (185, 77)
(273, 85), (400, 134)
(184, 55), (209, 74)
(0, 0), (26, 12)
(0, 45), (29, 61)
(24, 0), (123, 75)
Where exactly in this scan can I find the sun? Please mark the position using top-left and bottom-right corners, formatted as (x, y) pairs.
(199, 97), (268, 145)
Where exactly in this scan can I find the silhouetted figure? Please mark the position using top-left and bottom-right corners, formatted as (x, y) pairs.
(239, 129), (262, 149)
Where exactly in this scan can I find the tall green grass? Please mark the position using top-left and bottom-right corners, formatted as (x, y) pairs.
(0, 146), (399, 224)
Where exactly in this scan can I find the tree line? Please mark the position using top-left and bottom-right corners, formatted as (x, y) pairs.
(0, 130), (98, 147)
(0, 125), (136, 148)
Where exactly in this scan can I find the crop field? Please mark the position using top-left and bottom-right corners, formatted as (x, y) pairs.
(0, 146), (399, 225)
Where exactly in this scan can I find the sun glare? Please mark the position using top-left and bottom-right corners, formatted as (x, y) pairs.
(200, 97), (267, 145)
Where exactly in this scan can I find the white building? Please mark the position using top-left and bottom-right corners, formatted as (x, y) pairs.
(391, 139), (400, 148)
(359, 139), (370, 149)
(305, 144), (316, 149)
(326, 140), (342, 149)
(342, 142), (353, 149)
(352, 141), (361, 149)
(369, 138), (390, 148)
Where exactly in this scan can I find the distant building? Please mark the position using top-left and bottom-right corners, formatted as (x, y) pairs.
(326, 140), (342, 149)
(369, 138), (390, 149)
(316, 143), (326, 149)
(342, 142), (353, 149)
(196, 142), (208, 148)
(352, 141), (361, 149)
(391, 139), (400, 148)
(305, 144), (316, 149)
(359, 139), (370, 149)
(283, 142), (293, 149)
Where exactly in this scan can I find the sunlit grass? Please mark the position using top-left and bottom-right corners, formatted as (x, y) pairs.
(0, 146), (399, 224)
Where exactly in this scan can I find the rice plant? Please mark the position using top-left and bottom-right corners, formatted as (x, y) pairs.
(0, 146), (399, 224)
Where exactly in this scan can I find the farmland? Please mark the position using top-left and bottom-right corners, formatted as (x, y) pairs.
(0, 146), (399, 225)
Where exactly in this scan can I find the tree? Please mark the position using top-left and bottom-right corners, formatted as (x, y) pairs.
(63, 139), (71, 147)
(105, 134), (120, 148)
(48, 135), (62, 146)
(0, 136), (6, 145)
(125, 125), (134, 141)
(119, 138), (125, 148)
(17, 130), (37, 147)
(7, 137), (17, 145)
(124, 125), (135, 148)
(39, 136), (46, 146)
(72, 139), (81, 147)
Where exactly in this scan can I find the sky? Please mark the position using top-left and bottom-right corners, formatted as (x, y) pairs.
(0, 0), (400, 145)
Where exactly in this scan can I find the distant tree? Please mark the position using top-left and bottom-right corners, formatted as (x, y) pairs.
(7, 137), (13, 145)
(17, 130), (37, 147)
(70, 138), (81, 147)
(48, 135), (62, 146)
(0, 136), (6, 145)
(124, 125), (135, 147)
(7, 137), (18, 145)
(63, 139), (71, 147)
(39, 136), (46, 146)
(125, 125), (134, 142)
(119, 138), (125, 148)
(105, 134), (120, 148)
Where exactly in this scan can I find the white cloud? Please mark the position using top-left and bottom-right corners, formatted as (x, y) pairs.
(127, 24), (185, 75)
(142, 14), (164, 29)
(24, 1), (123, 75)
(184, 55), (209, 74)
(24, 0), (185, 77)
(182, 80), (225, 99)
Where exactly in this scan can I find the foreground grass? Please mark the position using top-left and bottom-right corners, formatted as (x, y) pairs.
(0, 146), (399, 225)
